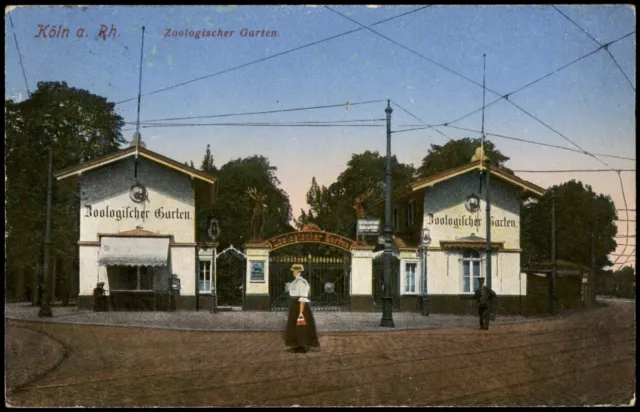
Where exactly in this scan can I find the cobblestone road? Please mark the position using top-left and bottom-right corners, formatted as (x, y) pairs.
(5, 300), (635, 407)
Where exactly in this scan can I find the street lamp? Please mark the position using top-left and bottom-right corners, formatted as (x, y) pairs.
(380, 100), (394, 327)
(420, 227), (431, 316)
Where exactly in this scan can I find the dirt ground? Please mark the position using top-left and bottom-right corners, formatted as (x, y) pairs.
(5, 300), (636, 407)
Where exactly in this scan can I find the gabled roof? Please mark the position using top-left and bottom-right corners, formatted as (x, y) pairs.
(54, 145), (216, 184)
(372, 160), (546, 207)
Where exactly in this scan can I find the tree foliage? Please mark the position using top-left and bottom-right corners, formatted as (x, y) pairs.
(297, 150), (416, 239)
(195, 153), (294, 248)
(521, 180), (618, 268)
(417, 137), (512, 178)
(5, 81), (125, 297)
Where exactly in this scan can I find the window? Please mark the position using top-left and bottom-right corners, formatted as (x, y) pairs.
(119, 266), (154, 290)
(199, 260), (212, 293)
(406, 200), (415, 228)
(462, 249), (482, 293)
(393, 207), (399, 232)
(405, 262), (417, 293)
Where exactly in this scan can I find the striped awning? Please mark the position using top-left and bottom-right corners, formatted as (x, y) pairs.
(98, 236), (169, 267)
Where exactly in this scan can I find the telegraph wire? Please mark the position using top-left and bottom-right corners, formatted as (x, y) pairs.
(113, 6), (431, 105)
(437, 32), (632, 128)
(325, 5), (631, 171)
(394, 124), (635, 162)
(611, 247), (635, 269)
(138, 122), (385, 128)
(611, 171), (631, 267)
(604, 48), (636, 91)
(513, 169), (635, 173)
(324, 6), (488, 92)
(552, 5), (601, 45)
(8, 12), (31, 98)
(552, 5), (635, 91)
(128, 99), (386, 123)
(390, 100), (453, 141)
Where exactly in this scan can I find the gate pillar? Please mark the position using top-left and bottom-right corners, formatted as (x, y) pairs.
(350, 245), (375, 311)
(244, 242), (270, 311)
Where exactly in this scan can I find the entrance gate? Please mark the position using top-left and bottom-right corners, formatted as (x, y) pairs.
(269, 255), (351, 311)
(372, 253), (400, 311)
(215, 246), (246, 309)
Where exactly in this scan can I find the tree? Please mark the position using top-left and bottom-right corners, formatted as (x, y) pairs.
(297, 150), (416, 239)
(521, 180), (618, 269)
(417, 137), (512, 178)
(196, 154), (294, 248)
(5, 81), (125, 300)
(200, 144), (216, 174)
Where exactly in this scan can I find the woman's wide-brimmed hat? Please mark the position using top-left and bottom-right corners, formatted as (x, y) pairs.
(290, 263), (304, 272)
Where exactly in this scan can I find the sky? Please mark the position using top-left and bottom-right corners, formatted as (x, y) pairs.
(5, 5), (636, 269)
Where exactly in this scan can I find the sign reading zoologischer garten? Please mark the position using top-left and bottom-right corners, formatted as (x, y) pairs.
(357, 218), (380, 235)
(426, 213), (517, 228)
(266, 231), (356, 252)
(84, 205), (192, 221)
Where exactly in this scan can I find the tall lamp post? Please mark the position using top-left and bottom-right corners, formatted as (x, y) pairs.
(380, 100), (395, 327)
(420, 227), (431, 316)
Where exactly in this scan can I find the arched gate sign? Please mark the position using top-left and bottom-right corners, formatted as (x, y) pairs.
(264, 224), (356, 311)
(264, 226), (357, 253)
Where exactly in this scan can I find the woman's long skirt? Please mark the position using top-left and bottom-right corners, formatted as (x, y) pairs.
(285, 297), (320, 348)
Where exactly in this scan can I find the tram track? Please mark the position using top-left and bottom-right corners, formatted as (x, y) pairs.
(14, 323), (633, 392)
(13, 325), (634, 407)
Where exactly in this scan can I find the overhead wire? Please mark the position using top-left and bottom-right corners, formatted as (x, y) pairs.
(611, 171), (632, 267)
(128, 99), (386, 123)
(139, 122), (385, 128)
(394, 124), (635, 162)
(390, 100), (453, 141)
(552, 5), (635, 92)
(113, 6), (432, 105)
(513, 169), (635, 173)
(8, 12), (31, 98)
(324, 5), (634, 167)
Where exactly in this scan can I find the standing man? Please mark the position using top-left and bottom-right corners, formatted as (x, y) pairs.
(474, 277), (497, 330)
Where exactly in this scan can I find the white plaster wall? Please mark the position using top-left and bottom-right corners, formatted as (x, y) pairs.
(79, 245), (102, 295)
(424, 249), (523, 296)
(171, 247), (196, 296)
(79, 157), (195, 243)
(351, 249), (373, 295)
(245, 248), (269, 295)
(423, 172), (521, 250)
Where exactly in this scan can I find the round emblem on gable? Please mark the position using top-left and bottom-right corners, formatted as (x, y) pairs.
(465, 194), (480, 212)
(103, 245), (110, 252)
(130, 182), (147, 203)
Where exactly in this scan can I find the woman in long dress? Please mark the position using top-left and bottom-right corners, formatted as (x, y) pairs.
(285, 264), (320, 353)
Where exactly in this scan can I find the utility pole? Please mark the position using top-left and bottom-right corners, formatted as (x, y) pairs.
(550, 191), (557, 315)
(591, 227), (596, 305)
(380, 100), (395, 328)
(480, 54), (492, 290)
(39, 131), (54, 317)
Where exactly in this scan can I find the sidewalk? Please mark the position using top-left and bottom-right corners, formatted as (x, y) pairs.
(4, 302), (540, 332)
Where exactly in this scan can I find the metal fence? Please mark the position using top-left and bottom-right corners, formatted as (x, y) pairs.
(269, 255), (350, 311)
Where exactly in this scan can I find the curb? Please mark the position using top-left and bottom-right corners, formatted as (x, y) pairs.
(5, 315), (543, 334)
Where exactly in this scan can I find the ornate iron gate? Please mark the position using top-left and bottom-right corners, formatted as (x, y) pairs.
(372, 253), (400, 311)
(215, 248), (246, 308)
(269, 255), (350, 311)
